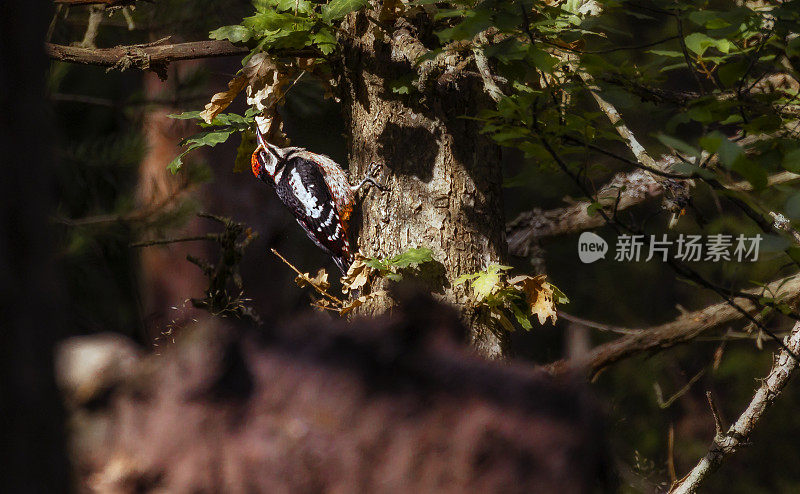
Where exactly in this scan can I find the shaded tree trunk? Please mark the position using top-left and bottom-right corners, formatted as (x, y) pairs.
(339, 14), (509, 359)
(0, 1), (69, 491)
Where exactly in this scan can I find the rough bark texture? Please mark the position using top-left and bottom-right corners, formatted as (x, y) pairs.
(339, 13), (509, 358)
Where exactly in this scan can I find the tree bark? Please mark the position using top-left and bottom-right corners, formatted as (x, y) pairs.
(338, 14), (509, 359)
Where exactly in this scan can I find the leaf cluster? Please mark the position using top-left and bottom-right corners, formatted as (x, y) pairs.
(210, 0), (369, 56)
(166, 108), (258, 173)
(455, 264), (567, 331)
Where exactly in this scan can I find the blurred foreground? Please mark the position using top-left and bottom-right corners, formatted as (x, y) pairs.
(57, 292), (612, 493)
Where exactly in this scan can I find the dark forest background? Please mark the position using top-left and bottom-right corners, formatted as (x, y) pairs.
(7, 0), (800, 492)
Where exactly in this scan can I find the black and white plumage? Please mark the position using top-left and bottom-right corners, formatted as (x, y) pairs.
(250, 127), (387, 274)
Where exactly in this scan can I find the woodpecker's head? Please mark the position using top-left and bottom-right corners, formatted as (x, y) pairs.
(251, 127), (287, 181)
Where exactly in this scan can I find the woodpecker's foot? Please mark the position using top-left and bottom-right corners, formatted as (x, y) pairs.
(352, 161), (390, 193)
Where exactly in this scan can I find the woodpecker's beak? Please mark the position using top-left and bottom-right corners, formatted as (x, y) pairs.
(251, 125), (283, 179)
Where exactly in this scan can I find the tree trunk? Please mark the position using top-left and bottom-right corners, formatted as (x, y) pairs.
(339, 14), (509, 359)
(0, 1), (69, 490)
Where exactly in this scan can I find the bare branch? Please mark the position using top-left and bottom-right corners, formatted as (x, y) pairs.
(473, 32), (504, 103)
(507, 170), (800, 255)
(579, 72), (660, 171)
(46, 41), (314, 76)
(47, 40), (246, 74)
(771, 211), (800, 245)
(670, 321), (800, 493)
(547, 275), (800, 379)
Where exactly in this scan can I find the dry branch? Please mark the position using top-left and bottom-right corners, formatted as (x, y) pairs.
(507, 168), (664, 255)
(46, 40), (249, 70)
(507, 170), (800, 255)
(670, 321), (800, 493)
(547, 275), (800, 379)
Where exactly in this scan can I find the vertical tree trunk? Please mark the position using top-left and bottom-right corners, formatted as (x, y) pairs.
(339, 15), (510, 359)
(0, 1), (69, 490)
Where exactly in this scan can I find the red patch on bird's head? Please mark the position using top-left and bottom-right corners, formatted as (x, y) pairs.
(251, 150), (261, 178)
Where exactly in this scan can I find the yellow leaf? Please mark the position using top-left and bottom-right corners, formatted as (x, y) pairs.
(295, 268), (330, 291)
(510, 274), (557, 325)
(472, 270), (501, 301)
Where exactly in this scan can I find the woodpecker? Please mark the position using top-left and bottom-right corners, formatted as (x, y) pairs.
(250, 127), (387, 274)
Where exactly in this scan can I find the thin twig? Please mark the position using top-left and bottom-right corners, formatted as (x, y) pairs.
(671, 321), (800, 493)
(270, 248), (343, 305)
(674, 10), (706, 95)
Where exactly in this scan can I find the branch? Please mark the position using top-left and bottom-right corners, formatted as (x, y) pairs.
(670, 321), (800, 493)
(547, 274), (800, 379)
(46, 40), (312, 75)
(506, 167), (800, 256)
(579, 72), (660, 170)
(506, 168), (664, 255)
(473, 32), (505, 103)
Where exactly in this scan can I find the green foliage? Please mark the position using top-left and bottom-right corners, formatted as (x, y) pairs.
(455, 264), (566, 331)
(166, 109), (257, 173)
(209, 0), (371, 57)
(364, 247), (434, 281)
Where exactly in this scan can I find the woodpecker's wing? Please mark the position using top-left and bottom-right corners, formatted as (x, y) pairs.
(273, 156), (352, 270)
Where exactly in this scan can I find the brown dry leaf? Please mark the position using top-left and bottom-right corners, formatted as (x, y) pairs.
(245, 53), (293, 145)
(198, 73), (249, 124)
(295, 268), (330, 291)
(311, 297), (338, 313)
(341, 254), (373, 294)
(339, 290), (386, 316)
(509, 274), (558, 325)
(199, 52), (293, 148)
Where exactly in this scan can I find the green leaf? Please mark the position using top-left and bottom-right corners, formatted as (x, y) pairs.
(700, 131), (743, 168)
(527, 47), (558, 73)
(454, 273), (480, 285)
(234, 130), (256, 173)
(684, 32), (731, 56)
(322, 0), (368, 22)
(657, 134), (700, 157)
(732, 158), (767, 190)
(648, 50), (685, 58)
(550, 283), (569, 304)
(510, 303), (533, 330)
(782, 148), (800, 173)
(389, 73), (416, 94)
(168, 129), (236, 172)
(167, 111), (204, 120)
(785, 192), (800, 220)
(209, 25), (253, 43)
(788, 37), (800, 57)
(467, 264), (511, 301)
(310, 28), (337, 55)
(387, 247), (434, 268)
(718, 59), (749, 87)
(586, 202), (603, 216)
